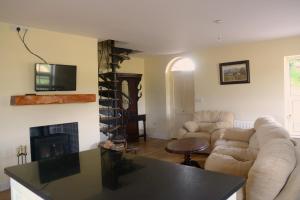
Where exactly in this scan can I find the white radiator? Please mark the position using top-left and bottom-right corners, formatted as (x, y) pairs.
(234, 120), (254, 129)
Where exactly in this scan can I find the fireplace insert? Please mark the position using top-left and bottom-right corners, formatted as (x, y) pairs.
(30, 122), (79, 161)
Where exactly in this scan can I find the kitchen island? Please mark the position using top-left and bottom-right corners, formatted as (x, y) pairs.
(5, 148), (244, 200)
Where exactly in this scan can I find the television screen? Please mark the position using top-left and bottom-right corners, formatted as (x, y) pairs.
(35, 64), (76, 91)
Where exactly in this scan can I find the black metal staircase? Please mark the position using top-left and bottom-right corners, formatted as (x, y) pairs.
(98, 40), (132, 145)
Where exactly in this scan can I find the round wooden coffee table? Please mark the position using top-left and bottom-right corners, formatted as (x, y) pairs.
(165, 138), (209, 168)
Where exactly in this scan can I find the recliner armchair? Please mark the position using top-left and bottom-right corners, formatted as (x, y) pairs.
(176, 111), (234, 147)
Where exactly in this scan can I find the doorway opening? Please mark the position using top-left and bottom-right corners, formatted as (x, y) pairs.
(166, 57), (195, 138)
(285, 55), (300, 138)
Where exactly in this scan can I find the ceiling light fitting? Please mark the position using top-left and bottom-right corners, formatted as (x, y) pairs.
(213, 19), (224, 24)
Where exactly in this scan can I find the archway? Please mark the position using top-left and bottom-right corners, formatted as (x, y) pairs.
(165, 57), (195, 138)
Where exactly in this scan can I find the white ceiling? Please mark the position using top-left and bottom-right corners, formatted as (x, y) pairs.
(0, 0), (299, 54)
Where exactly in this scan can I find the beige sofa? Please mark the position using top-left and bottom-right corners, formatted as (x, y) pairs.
(205, 117), (300, 200)
(176, 111), (234, 147)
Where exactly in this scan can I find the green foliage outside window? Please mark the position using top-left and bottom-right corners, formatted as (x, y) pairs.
(289, 59), (300, 86)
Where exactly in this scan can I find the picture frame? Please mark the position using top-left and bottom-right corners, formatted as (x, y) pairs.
(219, 60), (250, 85)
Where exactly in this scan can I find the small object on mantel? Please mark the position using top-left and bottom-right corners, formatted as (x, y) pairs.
(17, 145), (27, 165)
(25, 93), (36, 96)
(10, 94), (96, 106)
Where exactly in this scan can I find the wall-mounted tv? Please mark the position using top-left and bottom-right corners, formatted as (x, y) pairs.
(35, 63), (77, 91)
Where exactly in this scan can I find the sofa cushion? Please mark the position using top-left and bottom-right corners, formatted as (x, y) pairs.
(246, 139), (296, 200)
(215, 139), (249, 149)
(205, 153), (253, 178)
(180, 131), (211, 142)
(193, 111), (234, 125)
(194, 111), (221, 122)
(198, 122), (217, 133)
(255, 121), (290, 148)
(249, 134), (259, 150)
(183, 121), (199, 132)
(212, 145), (258, 161)
(222, 128), (255, 142)
(215, 121), (233, 129)
(253, 116), (276, 130)
(275, 146), (300, 200)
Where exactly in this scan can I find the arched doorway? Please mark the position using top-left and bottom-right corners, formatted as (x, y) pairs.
(166, 57), (195, 138)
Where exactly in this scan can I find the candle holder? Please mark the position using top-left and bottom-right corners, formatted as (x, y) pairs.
(17, 145), (27, 165)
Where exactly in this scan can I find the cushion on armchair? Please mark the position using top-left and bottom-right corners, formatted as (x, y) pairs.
(176, 128), (188, 139)
(183, 121), (222, 133)
(183, 121), (199, 132)
(193, 111), (234, 125)
(215, 121), (233, 129)
(198, 122), (217, 133)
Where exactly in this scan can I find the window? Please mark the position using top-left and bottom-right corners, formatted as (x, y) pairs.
(171, 58), (195, 71)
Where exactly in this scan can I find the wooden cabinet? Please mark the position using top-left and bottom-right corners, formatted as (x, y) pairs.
(115, 73), (143, 142)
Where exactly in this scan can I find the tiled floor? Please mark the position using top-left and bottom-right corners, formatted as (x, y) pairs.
(0, 138), (207, 200)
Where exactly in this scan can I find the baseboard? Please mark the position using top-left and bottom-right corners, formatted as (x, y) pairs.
(0, 181), (9, 192)
(147, 132), (170, 140)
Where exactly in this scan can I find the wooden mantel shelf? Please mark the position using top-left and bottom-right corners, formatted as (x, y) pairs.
(10, 94), (96, 106)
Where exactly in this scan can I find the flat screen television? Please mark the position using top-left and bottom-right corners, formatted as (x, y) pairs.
(35, 63), (77, 91)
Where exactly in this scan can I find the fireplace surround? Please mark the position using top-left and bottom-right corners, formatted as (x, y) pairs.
(30, 122), (79, 161)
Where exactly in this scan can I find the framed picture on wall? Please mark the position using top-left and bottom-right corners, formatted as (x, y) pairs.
(219, 60), (250, 85)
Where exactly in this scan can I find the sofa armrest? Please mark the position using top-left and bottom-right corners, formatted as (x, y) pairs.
(221, 128), (255, 142)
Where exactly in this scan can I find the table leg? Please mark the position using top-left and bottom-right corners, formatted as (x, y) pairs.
(183, 153), (191, 165)
(182, 153), (201, 168)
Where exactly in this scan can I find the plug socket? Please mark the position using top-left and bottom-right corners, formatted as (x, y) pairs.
(11, 25), (28, 32)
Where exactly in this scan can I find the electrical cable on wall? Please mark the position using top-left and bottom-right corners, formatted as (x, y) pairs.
(16, 27), (48, 64)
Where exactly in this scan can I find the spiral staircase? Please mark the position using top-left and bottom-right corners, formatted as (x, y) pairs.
(98, 40), (133, 148)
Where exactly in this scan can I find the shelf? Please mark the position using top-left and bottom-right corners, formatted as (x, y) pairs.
(10, 94), (96, 106)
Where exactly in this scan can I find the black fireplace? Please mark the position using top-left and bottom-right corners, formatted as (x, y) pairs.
(30, 122), (79, 161)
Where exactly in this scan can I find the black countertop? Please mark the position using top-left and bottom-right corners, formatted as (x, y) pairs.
(5, 148), (244, 200)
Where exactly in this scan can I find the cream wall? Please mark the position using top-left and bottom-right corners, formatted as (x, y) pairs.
(144, 36), (300, 139)
(0, 22), (99, 191)
(144, 55), (174, 139)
